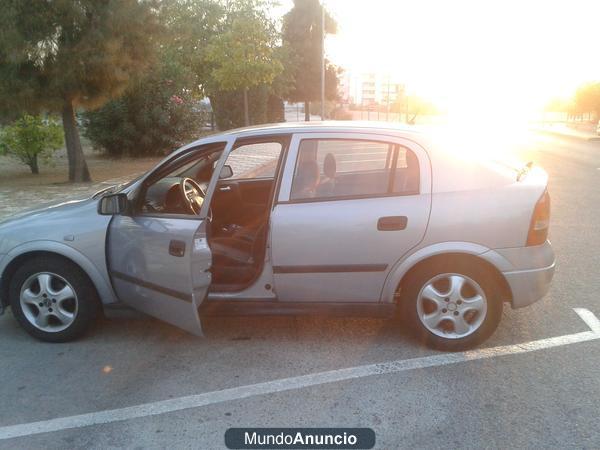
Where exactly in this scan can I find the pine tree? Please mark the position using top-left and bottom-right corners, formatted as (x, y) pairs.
(0, 0), (160, 181)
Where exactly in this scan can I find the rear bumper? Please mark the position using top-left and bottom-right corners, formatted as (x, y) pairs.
(503, 262), (555, 308)
(492, 240), (556, 309)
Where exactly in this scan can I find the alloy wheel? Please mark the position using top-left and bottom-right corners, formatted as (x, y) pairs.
(416, 273), (487, 339)
(19, 272), (79, 332)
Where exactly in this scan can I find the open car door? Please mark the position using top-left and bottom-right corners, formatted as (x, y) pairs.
(106, 139), (234, 336)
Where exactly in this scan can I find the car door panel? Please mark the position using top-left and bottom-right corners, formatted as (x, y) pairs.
(105, 139), (235, 335)
(271, 132), (432, 303)
(212, 178), (274, 226)
(107, 216), (210, 335)
(214, 178), (272, 205)
(238, 179), (273, 205)
(271, 195), (430, 302)
(211, 182), (242, 224)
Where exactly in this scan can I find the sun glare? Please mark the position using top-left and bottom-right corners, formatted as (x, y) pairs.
(282, 0), (600, 126)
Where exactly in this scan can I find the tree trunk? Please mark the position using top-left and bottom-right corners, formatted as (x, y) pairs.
(29, 155), (39, 174)
(243, 88), (250, 127)
(304, 100), (310, 121)
(62, 99), (91, 182)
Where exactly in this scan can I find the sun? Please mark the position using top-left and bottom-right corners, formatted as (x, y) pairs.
(315, 0), (600, 124)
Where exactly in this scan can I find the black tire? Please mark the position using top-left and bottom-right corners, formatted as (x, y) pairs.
(401, 259), (503, 351)
(9, 256), (100, 342)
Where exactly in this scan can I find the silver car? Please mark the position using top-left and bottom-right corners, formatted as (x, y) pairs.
(0, 123), (555, 350)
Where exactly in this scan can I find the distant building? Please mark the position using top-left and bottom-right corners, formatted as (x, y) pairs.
(340, 72), (405, 107)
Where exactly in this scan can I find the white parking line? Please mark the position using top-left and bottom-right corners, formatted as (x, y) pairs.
(1, 308), (599, 441)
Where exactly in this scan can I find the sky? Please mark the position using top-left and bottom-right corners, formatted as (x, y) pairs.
(276, 0), (600, 121)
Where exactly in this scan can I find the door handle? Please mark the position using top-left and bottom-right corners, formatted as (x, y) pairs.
(219, 186), (232, 192)
(169, 240), (186, 257)
(377, 216), (408, 231)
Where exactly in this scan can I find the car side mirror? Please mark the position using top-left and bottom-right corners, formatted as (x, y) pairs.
(219, 164), (233, 179)
(98, 193), (128, 215)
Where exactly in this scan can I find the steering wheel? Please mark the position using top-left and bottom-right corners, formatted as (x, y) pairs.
(180, 178), (211, 218)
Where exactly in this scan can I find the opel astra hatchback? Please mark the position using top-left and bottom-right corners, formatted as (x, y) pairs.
(0, 122), (555, 350)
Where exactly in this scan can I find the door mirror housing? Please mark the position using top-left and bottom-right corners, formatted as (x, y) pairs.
(219, 164), (233, 179)
(98, 193), (128, 215)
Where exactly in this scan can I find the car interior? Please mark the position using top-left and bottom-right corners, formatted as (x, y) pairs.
(208, 175), (274, 289)
(140, 140), (285, 292)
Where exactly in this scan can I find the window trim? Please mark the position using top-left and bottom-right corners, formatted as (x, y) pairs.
(387, 145), (400, 192)
(285, 137), (420, 204)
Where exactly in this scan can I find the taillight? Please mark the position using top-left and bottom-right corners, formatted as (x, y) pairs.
(526, 189), (550, 246)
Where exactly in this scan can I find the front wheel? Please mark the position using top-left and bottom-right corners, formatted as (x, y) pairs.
(9, 256), (99, 342)
(401, 260), (503, 351)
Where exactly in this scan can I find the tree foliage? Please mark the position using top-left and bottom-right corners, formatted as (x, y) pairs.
(156, 0), (287, 130)
(0, 114), (63, 174)
(158, 0), (226, 98)
(82, 60), (202, 157)
(205, 1), (283, 125)
(282, 0), (339, 119)
(0, 0), (161, 180)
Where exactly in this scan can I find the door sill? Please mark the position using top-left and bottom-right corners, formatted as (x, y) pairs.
(200, 300), (397, 318)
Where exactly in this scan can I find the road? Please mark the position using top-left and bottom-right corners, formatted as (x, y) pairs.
(0, 131), (599, 449)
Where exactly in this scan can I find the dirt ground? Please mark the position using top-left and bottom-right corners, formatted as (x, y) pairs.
(0, 145), (161, 220)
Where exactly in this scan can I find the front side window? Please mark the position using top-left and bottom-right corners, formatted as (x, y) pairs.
(290, 139), (419, 201)
(140, 143), (225, 215)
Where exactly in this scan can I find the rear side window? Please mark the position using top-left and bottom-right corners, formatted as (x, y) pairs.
(290, 139), (419, 201)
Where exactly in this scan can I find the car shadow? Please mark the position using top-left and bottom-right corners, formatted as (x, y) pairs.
(99, 308), (416, 344)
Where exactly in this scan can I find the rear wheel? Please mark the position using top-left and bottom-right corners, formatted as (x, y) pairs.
(401, 260), (503, 351)
(9, 256), (99, 342)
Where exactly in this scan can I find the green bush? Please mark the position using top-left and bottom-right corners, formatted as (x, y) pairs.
(0, 114), (63, 174)
(82, 63), (203, 157)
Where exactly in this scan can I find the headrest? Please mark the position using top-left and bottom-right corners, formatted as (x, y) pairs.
(323, 153), (336, 179)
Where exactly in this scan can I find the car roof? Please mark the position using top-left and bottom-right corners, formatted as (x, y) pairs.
(220, 120), (426, 140)
(214, 121), (524, 192)
(174, 121), (432, 160)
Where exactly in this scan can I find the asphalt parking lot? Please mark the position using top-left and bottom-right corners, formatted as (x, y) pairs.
(0, 131), (599, 449)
